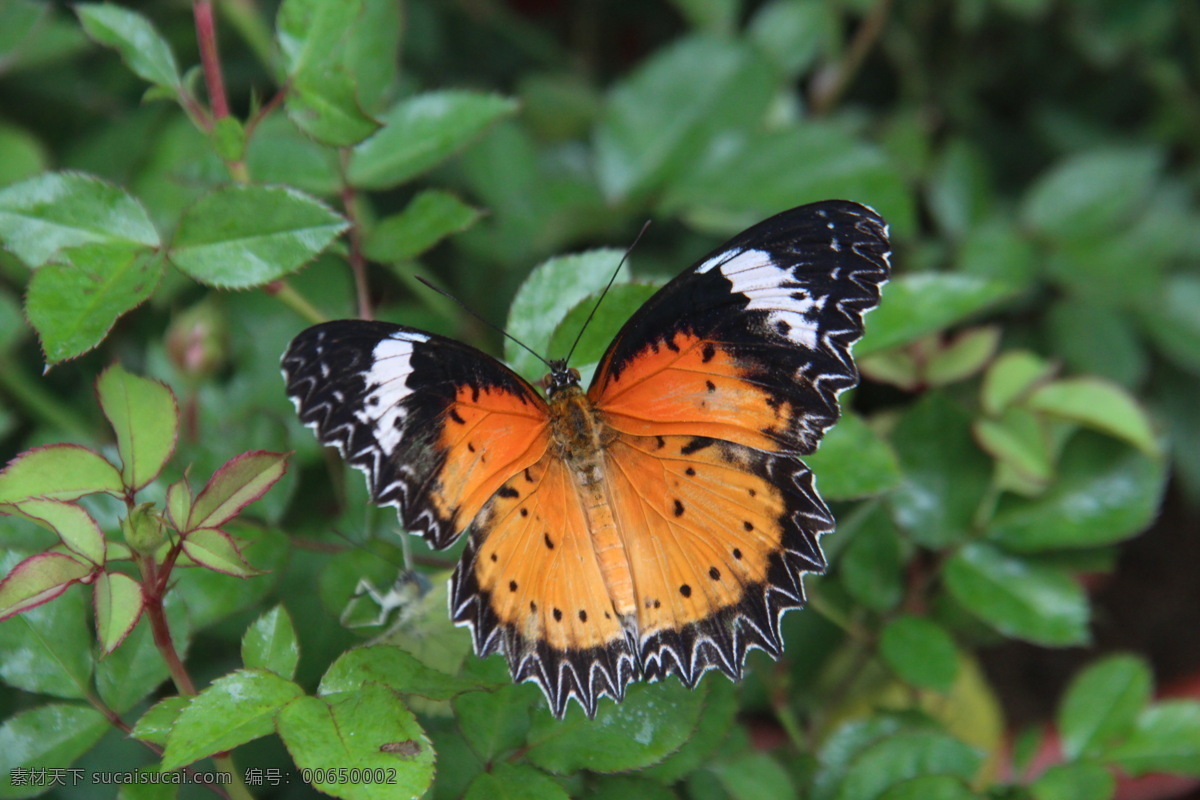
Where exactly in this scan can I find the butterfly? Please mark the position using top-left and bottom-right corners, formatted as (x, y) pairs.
(282, 200), (891, 718)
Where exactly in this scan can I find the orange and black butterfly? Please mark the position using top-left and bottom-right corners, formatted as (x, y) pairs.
(282, 200), (890, 718)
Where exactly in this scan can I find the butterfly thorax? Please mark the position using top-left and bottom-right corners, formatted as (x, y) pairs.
(545, 384), (614, 478)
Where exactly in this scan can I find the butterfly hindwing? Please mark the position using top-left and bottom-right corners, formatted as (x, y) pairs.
(591, 200), (890, 455)
(449, 455), (637, 717)
(282, 321), (551, 549)
(603, 433), (832, 685)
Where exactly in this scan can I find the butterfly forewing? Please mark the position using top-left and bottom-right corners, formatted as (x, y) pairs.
(282, 321), (551, 549)
(591, 200), (890, 455)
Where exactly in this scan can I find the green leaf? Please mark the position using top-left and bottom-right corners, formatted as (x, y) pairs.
(464, 763), (569, 800)
(925, 327), (1001, 387)
(1026, 378), (1159, 456)
(589, 775), (678, 800)
(836, 731), (983, 800)
(166, 478), (192, 530)
(710, 752), (796, 800)
(982, 351), (1055, 416)
(748, 0), (836, 78)
(162, 668), (303, 770)
(879, 616), (959, 692)
(93, 570), (144, 656)
(1058, 654), (1152, 760)
(663, 122), (914, 237)
(169, 186), (347, 289)
(0, 444), (123, 503)
(989, 435), (1166, 551)
(927, 139), (992, 240)
(26, 243), (162, 364)
(878, 776), (980, 800)
(595, 35), (774, 202)
(364, 190), (482, 263)
(5, 498), (105, 565)
(288, 69), (382, 147)
(505, 249), (628, 381)
(1141, 273), (1200, 375)
(526, 680), (706, 774)
(0, 578), (93, 699)
(545, 282), (661, 382)
(857, 273), (1016, 357)
(452, 686), (533, 762)
(242, 604), (299, 679)
(130, 696), (188, 746)
(0, 172), (159, 267)
(805, 412), (902, 500)
(181, 528), (262, 577)
(887, 393), (991, 547)
(319, 645), (487, 700)
(1020, 147), (1163, 240)
(943, 542), (1090, 646)
(1047, 301), (1145, 388)
(1030, 762), (1114, 800)
(0, 704), (109, 795)
(814, 716), (909, 800)
(0, 552), (92, 622)
(957, 219), (1039, 289)
(96, 362), (178, 490)
(169, 524), (286, 630)
(187, 450), (289, 531)
(75, 3), (181, 91)
(1106, 701), (1200, 777)
(277, 684), (435, 800)
(276, 0), (397, 144)
(244, 114), (342, 197)
(348, 91), (518, 190)
(0, 122), (48, 187)
(277, 0), (362, 76)
(839, 506), (904, 612)
(642, 679), (738, 783)
(974, 407), (1055, 488)
(668, 0), (739, 33)
(341, 0), (401, 111)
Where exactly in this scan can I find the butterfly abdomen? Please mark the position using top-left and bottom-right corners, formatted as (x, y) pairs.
(545, 386), (638, 620)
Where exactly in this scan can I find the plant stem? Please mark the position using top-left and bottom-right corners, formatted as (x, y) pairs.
(194, 0), (230, 120)
(266, 281), (328, 325)
(810, 0), (893, 115)
(212, 754), (255, 800)
(140, 551), (197, 697)
(338, 153), (373, 320)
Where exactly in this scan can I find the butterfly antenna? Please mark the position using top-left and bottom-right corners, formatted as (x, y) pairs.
(564, 220), (651, 365)
(413, 275), (554, 370)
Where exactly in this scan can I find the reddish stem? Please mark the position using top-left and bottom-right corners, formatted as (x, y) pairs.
(194, 0), (230, 120)
(141, 551), (197, 696)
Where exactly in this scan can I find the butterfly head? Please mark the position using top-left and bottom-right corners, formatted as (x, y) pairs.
(539, 360), (581, 398)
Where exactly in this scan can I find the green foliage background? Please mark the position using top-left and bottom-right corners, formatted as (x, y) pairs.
(1, 1), (1199, 799)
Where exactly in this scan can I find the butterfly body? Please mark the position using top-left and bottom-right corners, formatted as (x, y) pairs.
(283, 200), (891, 718)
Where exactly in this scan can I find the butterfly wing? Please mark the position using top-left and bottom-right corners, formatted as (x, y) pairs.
(590, 200), (890, 687)
(449, 454), (637, 718)
(282, 320), (551, 549)
(591, 200), (890, 455)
